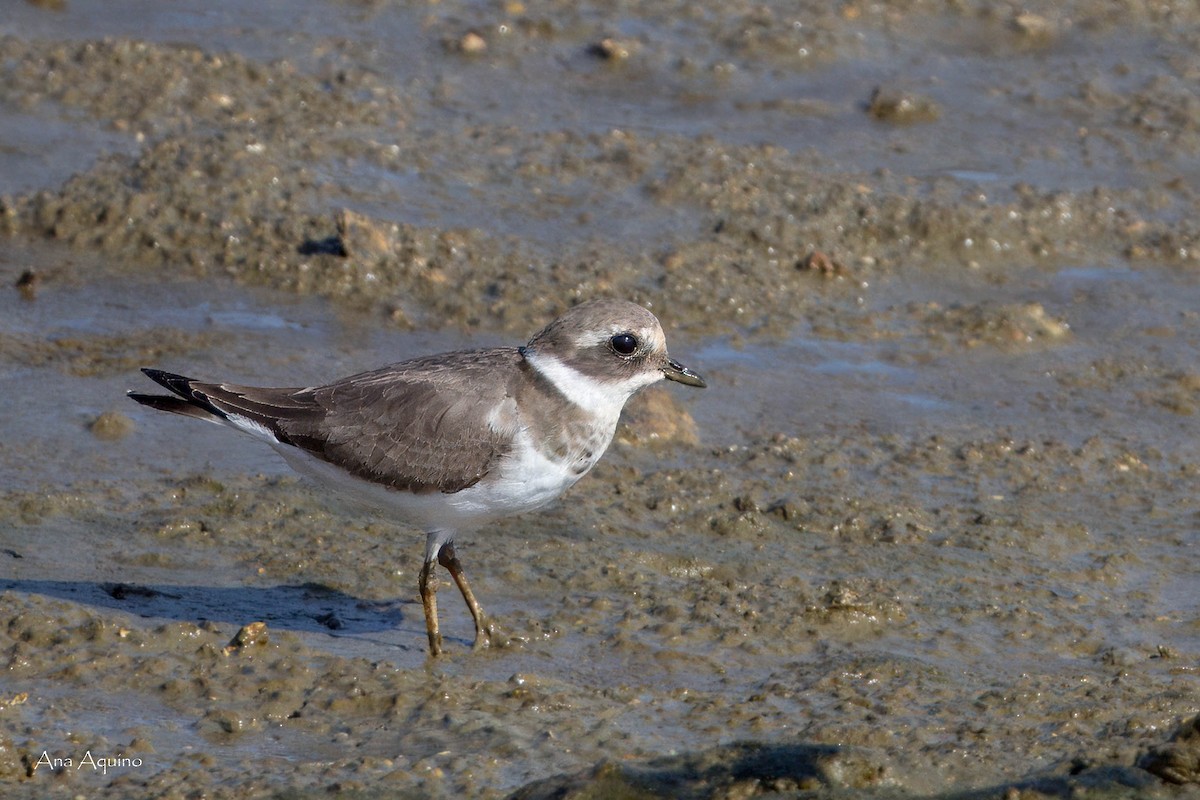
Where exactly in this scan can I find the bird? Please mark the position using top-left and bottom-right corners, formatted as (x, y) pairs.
(128, 299), (706, 655)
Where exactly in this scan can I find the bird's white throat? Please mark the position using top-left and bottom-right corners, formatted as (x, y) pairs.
(523, 349), (660, 425)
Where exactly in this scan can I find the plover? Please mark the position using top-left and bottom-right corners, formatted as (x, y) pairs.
(129, 299), (705, 654)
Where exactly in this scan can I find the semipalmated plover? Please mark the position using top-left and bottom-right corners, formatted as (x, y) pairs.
(129, 299), (705, 654)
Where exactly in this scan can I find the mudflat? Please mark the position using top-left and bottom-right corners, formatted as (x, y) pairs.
(1, 2), (1198, 798)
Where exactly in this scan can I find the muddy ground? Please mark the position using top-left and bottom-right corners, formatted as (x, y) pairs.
(1, 1), (1199, 798)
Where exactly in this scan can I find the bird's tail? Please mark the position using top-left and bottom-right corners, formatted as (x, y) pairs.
(127, 368), (228, 423)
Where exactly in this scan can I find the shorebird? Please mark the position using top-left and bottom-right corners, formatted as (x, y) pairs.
(129, 299), (706, 654)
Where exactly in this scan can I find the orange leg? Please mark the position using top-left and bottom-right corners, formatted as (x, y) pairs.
(418, 556), (443, 656)
(438, 542), (494, 649)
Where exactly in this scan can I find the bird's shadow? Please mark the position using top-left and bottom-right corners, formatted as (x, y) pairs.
(0, 577), (411, 637)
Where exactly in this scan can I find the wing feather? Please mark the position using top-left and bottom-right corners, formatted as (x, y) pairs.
(146, 350), (523, 494)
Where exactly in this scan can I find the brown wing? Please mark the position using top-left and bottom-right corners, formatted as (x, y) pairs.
(138, 350), (523, 494)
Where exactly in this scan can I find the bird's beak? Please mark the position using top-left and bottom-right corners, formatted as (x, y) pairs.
(663, 357), (706, 388)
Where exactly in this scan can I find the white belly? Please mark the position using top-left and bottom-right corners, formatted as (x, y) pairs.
(269, 425), (608, 534)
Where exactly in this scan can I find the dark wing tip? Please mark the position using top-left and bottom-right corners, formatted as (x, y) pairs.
(140, 368), (198, 398)
(127, 391), (222, 421)
(127, 391), (168, 407)
(133, 369), (228, 421)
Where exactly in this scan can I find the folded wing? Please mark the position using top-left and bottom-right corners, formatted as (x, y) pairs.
(130, 351), (522, 494)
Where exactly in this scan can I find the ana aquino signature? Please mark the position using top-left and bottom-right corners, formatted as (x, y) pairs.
(32, 749), (145, 776)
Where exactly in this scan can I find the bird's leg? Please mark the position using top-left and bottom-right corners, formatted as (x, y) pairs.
(438, 542), (494, 649)
(418, 556), (443, 656)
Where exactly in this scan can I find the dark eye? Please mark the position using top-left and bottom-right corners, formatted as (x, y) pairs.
(610, 333), (638, 356)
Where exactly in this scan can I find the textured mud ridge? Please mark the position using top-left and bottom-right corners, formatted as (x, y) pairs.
(2, 0), (1200, 798)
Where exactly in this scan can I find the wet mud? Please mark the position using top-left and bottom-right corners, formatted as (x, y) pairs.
(1, 1), (1199, 798)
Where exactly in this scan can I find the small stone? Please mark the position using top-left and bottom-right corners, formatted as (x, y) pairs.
(15, 269), (39, 300)
(90, 410), (135, 441)
(336, 208), (396, 263)
(588, 38), (631, 61)
(1011, 11), (1059, 42)
(457, 31), (487, 55)
(867, 86), (940, 124)
(223, 621), (269, 655)
(799, 250), (843, 276)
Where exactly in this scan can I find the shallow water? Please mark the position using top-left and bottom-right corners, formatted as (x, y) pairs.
(2, 2), (1199, 798)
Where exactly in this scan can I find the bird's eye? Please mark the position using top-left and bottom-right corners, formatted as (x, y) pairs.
(610, 333), (639, 356)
